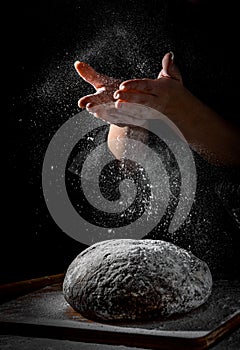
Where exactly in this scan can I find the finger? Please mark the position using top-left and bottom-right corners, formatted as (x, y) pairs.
(74, 61), (109, 89)
(78, 92), (107, 108)
(114, 90), (157, 105)
(108, 112), (147, 127)
(88, 103), (116, 116)
(88, 108), (125, 125)
(119, 79), (156, 93)
(115, 90), (161, 111)
(158, 52), (182, 82)
(87, 102), (122, 121)
(115, 101), (161, 120)
(88, 104), (146, 126)
(89, 104), (125, 119)
(158, 52), (173, 78)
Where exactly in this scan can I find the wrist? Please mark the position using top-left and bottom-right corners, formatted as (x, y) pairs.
(108, 123), (149, 159)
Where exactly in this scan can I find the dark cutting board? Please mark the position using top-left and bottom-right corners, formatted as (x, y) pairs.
(0, 274), (239, 350)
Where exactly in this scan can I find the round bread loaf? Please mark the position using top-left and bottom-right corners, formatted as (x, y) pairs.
(63, 239), (212, 321)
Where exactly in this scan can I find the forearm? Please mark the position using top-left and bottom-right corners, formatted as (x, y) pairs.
(108, 86), (240, 165)
(166, 88), (240, 165)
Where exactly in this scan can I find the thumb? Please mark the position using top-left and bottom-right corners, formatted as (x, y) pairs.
(74, 61), (108, 89)
(157, 52), (182, 83)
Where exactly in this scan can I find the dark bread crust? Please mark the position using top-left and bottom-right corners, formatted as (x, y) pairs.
(63, 239), (212, 321)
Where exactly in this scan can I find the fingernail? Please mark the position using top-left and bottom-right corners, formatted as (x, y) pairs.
(119, 83), (126, 90)
(169, 51), (174, 61)
(74, 61), (81, 68)
(113, 92), (120, 99)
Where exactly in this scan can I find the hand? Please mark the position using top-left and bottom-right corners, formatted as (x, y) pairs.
(74, 61), (121, 109)
(74, 55), (240, 164)
(74, 62), (146, 125)
(113, 53), (240, 165)
(113, 52), (184, 121)
(74, 53), (182, 126)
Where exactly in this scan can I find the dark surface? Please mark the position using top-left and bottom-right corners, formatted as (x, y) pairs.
(0, 281), (240, 349)
(1, 332), (240, 350)
(3, 0), (240, 284)
(1, 336), (145, 350)
(0, 281), (239, 331)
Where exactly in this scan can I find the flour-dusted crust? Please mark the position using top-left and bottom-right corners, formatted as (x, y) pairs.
(63, 239), (212, 321)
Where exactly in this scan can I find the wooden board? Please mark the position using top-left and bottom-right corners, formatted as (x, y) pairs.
(0, 274), (240, 350)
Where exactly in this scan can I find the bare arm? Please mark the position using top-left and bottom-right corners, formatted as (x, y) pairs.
(113, 53), (240, 165)
(74, 54), (240, 165)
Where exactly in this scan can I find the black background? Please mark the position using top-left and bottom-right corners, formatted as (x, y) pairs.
(3, 0), (89, 283)
(3, 0), (239, 284)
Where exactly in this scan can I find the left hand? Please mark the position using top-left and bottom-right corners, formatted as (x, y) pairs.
(74, 62), (145, 125)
